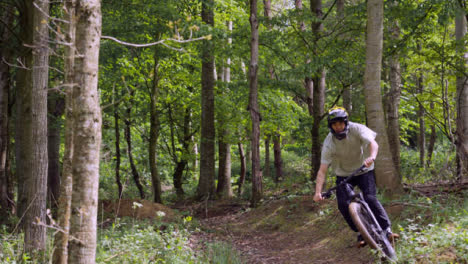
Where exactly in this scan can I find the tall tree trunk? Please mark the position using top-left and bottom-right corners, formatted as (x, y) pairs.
(16, 0), (50, 254)
(216, 20), (233, 199)
(48, 94), (65, 211)
(364, 0), (401, 192)
(310, 0), (326, 180)
(0, 4), (14, 220)
(197, 0), (216, 200)
(337, 0), (352, 115)
(311, 72), (325, 179)
(53, 1), (76, 262)
(113, 87), (123, 199)
(217, 140), (232, 198)
(264, 136), (270, 179)
(68, 0), (102, 262)
(124, 111), (145, 199)
(386, 12), (401, 176)
(455, 6), (468, 182)
(417, 73), (425, 167)
(249, 0), (262, 207)
(150, 48), (162, 203)
(237, 142), (246, 196)
(273, 133), (282, 183)
(427, 101), (436, 166)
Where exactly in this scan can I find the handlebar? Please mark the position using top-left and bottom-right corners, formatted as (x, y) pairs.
(320, 164), (366, 199)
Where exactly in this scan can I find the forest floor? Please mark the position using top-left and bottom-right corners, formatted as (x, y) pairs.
(186, 195), (381, 264)
(102, 181), (466, 264)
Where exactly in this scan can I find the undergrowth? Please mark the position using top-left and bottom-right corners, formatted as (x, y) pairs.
(0, 215), (243, 264)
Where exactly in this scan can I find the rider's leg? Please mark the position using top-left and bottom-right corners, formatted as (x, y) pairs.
(335, 176), (358, 232)
(356, 170), (391, 231)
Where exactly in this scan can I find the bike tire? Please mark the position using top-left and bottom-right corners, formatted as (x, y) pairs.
(349, 202), (396, 260)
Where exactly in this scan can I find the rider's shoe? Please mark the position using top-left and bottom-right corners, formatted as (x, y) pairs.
(356, 234), (367, 248)
(386, 230), (400, 242)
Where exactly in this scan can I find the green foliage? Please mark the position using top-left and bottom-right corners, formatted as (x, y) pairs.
(400, 143), (456, 184)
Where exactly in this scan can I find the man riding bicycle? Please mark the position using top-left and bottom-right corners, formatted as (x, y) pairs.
(313, 107), (399, 247)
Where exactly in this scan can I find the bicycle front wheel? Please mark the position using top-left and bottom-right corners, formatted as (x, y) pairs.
(349, 202), (396, 260)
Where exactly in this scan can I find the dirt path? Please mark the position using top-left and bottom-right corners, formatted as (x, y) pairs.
(190, 197), (377, 264)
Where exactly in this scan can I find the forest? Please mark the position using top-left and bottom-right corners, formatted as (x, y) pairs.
(0, 0), (467, 263)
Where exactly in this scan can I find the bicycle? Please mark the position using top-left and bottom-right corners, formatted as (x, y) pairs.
(321, 165), (397, 260)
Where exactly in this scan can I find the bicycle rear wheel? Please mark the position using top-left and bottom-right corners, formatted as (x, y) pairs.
(349, 202), (396, 260)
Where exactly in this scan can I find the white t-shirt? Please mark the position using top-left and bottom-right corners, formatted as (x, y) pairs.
(321, 121), (377, 176)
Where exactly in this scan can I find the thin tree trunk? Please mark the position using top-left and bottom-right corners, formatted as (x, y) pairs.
(249, 0), (262, 207)
(364, 0), (401, 192)
(238, 142), (246, 196)
(264, 136), (270, 179)
(113, 86), (123, 199)
(124, 112), (145, 199)
(198, 0), (216, 200)
(216, 20), (233, 199)
(455, 5), (468, 182)
(417, 73), (426, 167)
(48, 94), (65, 211)
(310, 0), (326, 180)
(386, 11), (401, 176)
(52, 1), (76, 262)
(150, 48), (162, 203)
(68, 0), (102, 262)
(273, 133), (282, 183)
(311, 72), (325, 179)
(0, 4), (14, 220)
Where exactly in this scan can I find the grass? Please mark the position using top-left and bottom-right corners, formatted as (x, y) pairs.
(0, 215), (244, 264)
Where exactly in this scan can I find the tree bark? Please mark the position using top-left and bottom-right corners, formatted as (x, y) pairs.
(386, 11), (401, 176)
(197, 0), (216, 200)
(0, 4), (14, 220)
(216, 20), (233, 199)
(237, 142), (246, 196)
(310, 0), (326, 180)
(273, 133), (282, 183)
(264, 136), (270, 179)
(427, 101), (436, 166)
(124, 92), (145, 199)
(68, 0), (102, 263)
(417, 72), (425, 167)
(48, 93), (65, 211)
(16, 0), (50, 254)
(113, 86), (123, 199)
(249, 0), (262, 207)
(311, 72), (325, 179)
(150, 48), (162, 203)
(455, 7), (468, 182)
(53, 1), (76, 262)
(363, 0), (401, 192)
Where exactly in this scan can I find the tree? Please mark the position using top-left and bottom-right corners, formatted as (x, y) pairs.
(385, 0), (401, 175)
(0, 2), (14, 221)
(217, 21), (233, 198)
(455, 1), (467, 181)
(197, 0), (216, 200)
(15, 0), (49, 254)
(249, 0), (262, 207)
(52, 1), (76, 262)
(310, 0), (326, 180)
(363, 0), (401, 192)
(67, 0), (102, 262)
(149, 47), (162, 203)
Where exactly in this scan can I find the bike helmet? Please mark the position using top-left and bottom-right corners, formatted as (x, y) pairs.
(327, 107), (349, 140)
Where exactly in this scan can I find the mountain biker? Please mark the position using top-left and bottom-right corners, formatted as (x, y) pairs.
(313, 107), (399, 247)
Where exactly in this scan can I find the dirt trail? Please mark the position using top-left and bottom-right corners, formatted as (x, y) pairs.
(190, 196), (380, 264)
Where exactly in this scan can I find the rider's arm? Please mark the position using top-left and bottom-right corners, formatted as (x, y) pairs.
(364, 139), (379, 167)
(313, 163), (329, 202)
